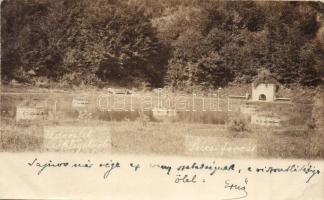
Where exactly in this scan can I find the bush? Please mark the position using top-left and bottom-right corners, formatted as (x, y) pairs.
(227, 117), (248, 132)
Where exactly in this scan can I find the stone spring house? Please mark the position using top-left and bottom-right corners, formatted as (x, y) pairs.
(252, 82), (277, 102)
(251, 70), (279, 102)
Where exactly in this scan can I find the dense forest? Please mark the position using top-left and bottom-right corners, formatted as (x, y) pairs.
(1, 0), (324, 89)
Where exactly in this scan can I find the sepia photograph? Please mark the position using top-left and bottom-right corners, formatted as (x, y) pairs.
(1, 0), (324, 160)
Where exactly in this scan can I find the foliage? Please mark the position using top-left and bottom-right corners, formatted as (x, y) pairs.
(1, 0), (323, 89)
(159, 1), (323, 89)
(1, 0), (167, 87)
(227, 117), (248, 132)
(252, 68), (279, 87)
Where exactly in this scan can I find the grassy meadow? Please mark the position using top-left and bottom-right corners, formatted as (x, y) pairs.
(0, 84), (323, 159)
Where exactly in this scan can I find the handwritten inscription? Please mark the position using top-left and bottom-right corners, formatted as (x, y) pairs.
(247, 163), (321, 183)
(26, 158), (321, 199)
(185, 136), (257, 157)
(27, 158), (321, 184)
(27, 158), (120, 179)
(175, 174), (197, 183)
(223, 178), (248, 200)
(43, 126), (111, 152)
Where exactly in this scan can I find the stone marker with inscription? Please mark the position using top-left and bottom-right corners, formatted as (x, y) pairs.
(72, 96), (89, 109)
(16, 106), (47, 121)
(251, 114), (281, 126)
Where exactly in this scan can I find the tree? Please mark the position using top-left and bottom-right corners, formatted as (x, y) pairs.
(1, 0), (168, 87)
(1, 0), (323, 88)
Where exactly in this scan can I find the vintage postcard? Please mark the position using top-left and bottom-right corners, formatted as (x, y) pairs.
(0, 0), (323, 199)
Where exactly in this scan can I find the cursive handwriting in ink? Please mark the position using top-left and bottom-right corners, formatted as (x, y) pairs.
(222, 178), (248, 200)
(130, 162), (140, 172)
(251, 163), (321, 183)
(27, 158), (69, 175)
(150, 164), (172, 175)
(177, 162), (235, 176)
(175, 174), (197, 183)
(99, 160), (120, 179)
(71, 160), (93, 168)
